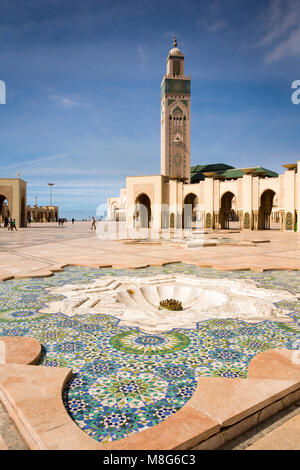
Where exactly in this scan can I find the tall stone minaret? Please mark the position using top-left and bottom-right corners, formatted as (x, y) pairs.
(160, 35), (191, 181)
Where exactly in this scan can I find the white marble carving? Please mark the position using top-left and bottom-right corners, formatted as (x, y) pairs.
(40, 274), (297, 334)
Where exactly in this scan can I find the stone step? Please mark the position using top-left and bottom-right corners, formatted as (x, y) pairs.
(0, 433), (8, 450)
(0, 402), (28, 450)
(246, 413), (300, 450)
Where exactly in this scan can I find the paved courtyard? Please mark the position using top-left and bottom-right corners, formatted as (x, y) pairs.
(0, 221), (300, 279)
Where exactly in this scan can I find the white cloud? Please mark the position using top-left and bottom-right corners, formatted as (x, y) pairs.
(197, 17), (227, 34)
(0, 152), (71, 171)
(206, 19), (227, 33)
(61, 97), (79, 107)
(28, 180), (124, 189)
(265, 24), (300, 63)
(256, 0), (300, 63)
(196, 1), (227, 34)
(48, 94), (81, 107)
(137, 45), (146, 69)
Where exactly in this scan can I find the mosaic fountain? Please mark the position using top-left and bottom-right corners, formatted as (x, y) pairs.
(41, 274), (297, 333)
(0, 264), (299, 444)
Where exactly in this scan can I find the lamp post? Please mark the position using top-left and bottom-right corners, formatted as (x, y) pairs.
(48, 183), (55, 206)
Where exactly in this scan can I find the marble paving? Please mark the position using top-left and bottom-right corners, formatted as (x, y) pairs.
(1, 222), (300, 278)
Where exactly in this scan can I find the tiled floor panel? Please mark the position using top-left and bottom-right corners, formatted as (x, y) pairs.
(0, 264), (299, 443)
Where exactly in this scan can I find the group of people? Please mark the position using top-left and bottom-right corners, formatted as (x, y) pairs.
(1, 217), (17, 231)
(1, 216), (98, 230)
(58, 218), (66, 226)
(63, 216), (96, 230)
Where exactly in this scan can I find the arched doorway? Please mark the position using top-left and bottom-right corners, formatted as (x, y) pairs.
(183, 193), (198, 229)
(258, 190), (276, 230)
(220, 192), (235, 229)
(0, 195), (9, 224)
(21, 197), (26, 227)
(112, 202), (119, 221)
(135, 193), (151, 228)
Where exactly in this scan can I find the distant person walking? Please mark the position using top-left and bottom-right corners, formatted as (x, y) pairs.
(8, 218), (17, 231)
(4, 217), (8, 228)
(91, 216), (96, 230)
(72, 218), (75, 225)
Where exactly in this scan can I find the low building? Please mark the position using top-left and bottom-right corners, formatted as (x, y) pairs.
(0, 177), (27, 228)
(107, 188), (127, 221)
(26, 205), (59, 223)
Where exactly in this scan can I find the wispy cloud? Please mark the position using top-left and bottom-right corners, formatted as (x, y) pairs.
(206, 19), (227, 33)
(29, 180), (125, 189)
(61, 97), (79, 107)
(19, 166), (138, 177)
(48, 94), (81, 107)
(196, 1), (227, 34)
(256, 0), (300, 63)
(0, 152), (71, 171)
(137, 45), (146, 69)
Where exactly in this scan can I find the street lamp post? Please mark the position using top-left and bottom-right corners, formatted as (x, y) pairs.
(48, 183), (55, 206)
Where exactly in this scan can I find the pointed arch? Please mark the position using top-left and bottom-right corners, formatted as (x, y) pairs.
(135, 193), (151, 228)
(258, 189), (276, 230)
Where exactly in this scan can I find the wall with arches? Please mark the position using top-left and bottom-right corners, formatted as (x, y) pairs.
(108, 161), (300, 232)
(0, 178), (27, 228)
(107, 190), (127, 221)
(25, 206), (58, 223)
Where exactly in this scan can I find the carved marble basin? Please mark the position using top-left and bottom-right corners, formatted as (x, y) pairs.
(40, 274), (297, 334)
(115, 284), (228, 312)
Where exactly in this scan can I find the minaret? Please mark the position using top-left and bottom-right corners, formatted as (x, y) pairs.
(160, 35), (191, 181)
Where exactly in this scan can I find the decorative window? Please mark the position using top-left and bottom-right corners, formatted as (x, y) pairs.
(285, 212), (293, 230)
(170, 213), (175, 228)
(244, 212), (251, 229)
(206, 213), (212, 228)
(173, 60), (180, 76)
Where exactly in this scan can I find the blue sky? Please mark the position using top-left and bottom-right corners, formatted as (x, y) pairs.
(0, 0), (300, 212)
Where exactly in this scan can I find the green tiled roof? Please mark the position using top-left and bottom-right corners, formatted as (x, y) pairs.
(191, 163), (234, 173)
(190, 163), (278, 183)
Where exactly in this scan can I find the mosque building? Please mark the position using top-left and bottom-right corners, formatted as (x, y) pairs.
(107, 36), (300, 232)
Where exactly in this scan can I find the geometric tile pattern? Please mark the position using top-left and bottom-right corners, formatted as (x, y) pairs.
(0, 264), (299, 444)
(110, 330), (191, 355)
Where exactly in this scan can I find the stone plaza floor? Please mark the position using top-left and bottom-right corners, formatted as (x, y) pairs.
(0, 221), (300, 278)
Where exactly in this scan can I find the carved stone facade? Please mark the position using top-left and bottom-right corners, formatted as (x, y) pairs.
(160, 36), (191, 181)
